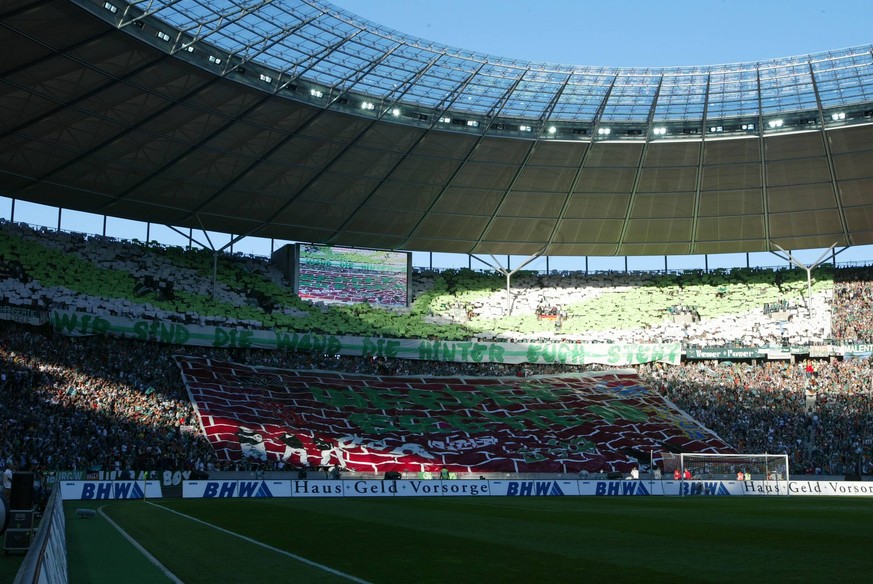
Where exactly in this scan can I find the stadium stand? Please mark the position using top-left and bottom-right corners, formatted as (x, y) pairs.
(1, 217), (872, 476)
(4, 0), (873, 581)
(0, 221), (843, 346)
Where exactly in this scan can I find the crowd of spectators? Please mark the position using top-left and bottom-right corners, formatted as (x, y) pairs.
(0, 322), (212, 475)
(2, 318), (872, 477)
(831, 266), (873, 342)
(0, 219), (844, 347)
(637, 358), (873, 476)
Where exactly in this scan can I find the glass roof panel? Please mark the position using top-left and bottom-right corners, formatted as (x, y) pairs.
(707, 68), (759, 119)
(758, 60), (817, 114)
(653, 73), (709, 121)
(136, 0), (873, 124)
(812, 49), (873, 108)
(549, 72), (614, 123)
(600, 74), (660, 122)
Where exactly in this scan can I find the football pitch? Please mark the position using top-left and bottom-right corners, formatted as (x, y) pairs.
(65, 496), (871, 583)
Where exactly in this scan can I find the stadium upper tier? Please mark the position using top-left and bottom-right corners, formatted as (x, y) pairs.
(1, 0), (873, 255)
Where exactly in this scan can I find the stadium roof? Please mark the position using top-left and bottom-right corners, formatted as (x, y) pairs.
(1, 0), (873, 256)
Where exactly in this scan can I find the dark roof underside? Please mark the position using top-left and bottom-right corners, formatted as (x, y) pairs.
(1, 0), (872, 256)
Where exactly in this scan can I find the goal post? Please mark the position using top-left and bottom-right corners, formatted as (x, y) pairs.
(661, 453), (790, 482)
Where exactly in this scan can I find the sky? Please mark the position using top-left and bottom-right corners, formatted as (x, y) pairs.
(331, 0), (872, 68)
(2, 0), (872, 271)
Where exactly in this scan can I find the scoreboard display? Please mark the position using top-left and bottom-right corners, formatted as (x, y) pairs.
(295, 244), (410, 307)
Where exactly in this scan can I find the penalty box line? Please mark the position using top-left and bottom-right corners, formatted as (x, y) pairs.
(145, 500), (372, 584)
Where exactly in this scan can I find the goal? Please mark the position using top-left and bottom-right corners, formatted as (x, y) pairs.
(661, 453), (790, 481)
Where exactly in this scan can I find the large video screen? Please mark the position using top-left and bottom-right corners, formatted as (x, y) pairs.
(295, 244), (410, 307)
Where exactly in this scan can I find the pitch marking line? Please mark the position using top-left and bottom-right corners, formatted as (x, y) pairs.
(145, 501), (372, 584)
(97, 505), (184, 584)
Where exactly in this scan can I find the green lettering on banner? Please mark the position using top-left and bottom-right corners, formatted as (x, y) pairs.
(526, 344), (542, 363)
(213, 327), (252, 348)
(133, 320), (149, 341)
(635, 344), (652, 363)
(51, 310), (681, 365)
(275, 332), (296, 350)
(52, 311), (110, 336)
(417, 339), (435, 361)
(362, 337), (401, 358)
(52, 311), (80, 334)
(93, 316), (111, 336)
(156, 322), (190, 344)
(540, 344), (556, 363)
(275, 332), (342, 354)
(298, 333), (313, 351)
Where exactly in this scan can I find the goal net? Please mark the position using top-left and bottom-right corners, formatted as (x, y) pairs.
(661, 453), (790, 482)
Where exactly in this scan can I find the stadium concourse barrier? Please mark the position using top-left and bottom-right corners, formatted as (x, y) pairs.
(55, 478), (873, 500)
(11, 487), (67, 584)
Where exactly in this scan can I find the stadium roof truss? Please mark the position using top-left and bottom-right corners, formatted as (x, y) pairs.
(1, 0), (873, 256)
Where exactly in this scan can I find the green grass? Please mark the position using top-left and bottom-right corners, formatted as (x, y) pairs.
(65, 496), (873, 583)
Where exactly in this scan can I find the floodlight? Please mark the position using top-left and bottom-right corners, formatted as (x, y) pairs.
(310, 89), (323, 98)
(390, 108), (400, 117)
(361, 101), (375, 110)
(597, 127), (611, 135)
(767, 119), (784, 129)
(831, 112), (846, 121)
(547, 126), (556, 134)
(653, 127), (667, 136)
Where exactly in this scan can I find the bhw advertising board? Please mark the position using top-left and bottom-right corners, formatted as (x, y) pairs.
(60, 479), (873, 500)
(60, 481), (163, 500)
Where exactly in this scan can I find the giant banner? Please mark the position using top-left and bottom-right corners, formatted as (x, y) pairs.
(51, 309), (680, 366)
(178, 357), (732, 474)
